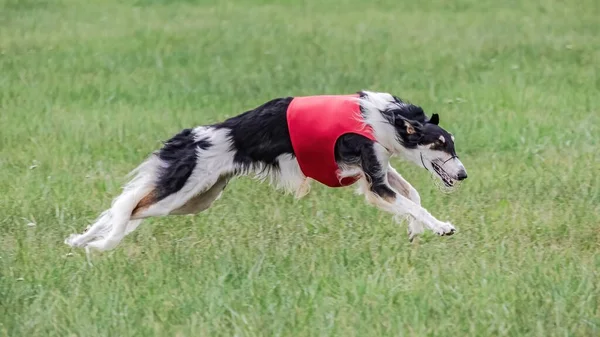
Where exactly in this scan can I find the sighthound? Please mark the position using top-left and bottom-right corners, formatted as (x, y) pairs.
(65, 91), (468, 252)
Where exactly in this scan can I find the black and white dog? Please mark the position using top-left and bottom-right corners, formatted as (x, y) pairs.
(65, 90), (467, 252)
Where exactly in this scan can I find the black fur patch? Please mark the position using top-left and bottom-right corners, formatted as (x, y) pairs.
(334, 133), (371, 166)
(155, 128), (212, 201)
(419, 123), (457, 156)
(335, 133), (394, 199)
(214, 97), (295, 172)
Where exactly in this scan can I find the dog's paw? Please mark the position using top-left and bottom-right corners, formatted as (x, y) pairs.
(433, 221), (456, 236)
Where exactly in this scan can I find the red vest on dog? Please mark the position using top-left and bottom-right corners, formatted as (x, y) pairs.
(287, 94), (375, 187)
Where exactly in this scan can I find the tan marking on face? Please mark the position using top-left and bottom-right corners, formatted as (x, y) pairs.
(438, 135), (445, 143)
(450, 134), (455, 141)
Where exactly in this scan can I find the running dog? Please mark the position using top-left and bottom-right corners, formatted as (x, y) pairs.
(65, 90), (467, 252)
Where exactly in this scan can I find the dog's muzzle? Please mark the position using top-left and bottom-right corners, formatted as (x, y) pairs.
(421, 153), (466, 192)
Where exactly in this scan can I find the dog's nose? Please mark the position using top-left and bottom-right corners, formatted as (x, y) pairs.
(457, 170), (468, 181)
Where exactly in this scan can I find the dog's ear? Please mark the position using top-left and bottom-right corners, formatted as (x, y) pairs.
(429, 113), (439, 125)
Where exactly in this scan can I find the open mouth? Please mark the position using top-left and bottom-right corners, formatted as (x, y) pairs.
(431, 161), (456, 187)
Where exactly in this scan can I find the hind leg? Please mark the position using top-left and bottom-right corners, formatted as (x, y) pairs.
(83, 173), (227, 251)
(66, 126), (236, 252)
(65, 155), (160, 250)
(66, 189), (148, 251)
(65, 210), (113, 248)
(66, 204), (147, 247)
(124, 219), (144, 236)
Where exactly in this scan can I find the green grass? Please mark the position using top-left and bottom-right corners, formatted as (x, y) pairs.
(1, 0), (599, 335)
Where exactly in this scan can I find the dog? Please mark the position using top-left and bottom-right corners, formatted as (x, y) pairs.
(65, 90), (467, 252)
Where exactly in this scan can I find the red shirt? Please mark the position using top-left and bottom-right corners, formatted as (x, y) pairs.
(286, 94), (375, 187)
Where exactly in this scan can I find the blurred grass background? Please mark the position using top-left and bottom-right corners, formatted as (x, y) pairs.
(1, 0), (599, 336)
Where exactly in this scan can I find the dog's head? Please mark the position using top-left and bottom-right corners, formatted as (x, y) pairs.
(362, 92), (467, 189)
(395, 111), (467, 188)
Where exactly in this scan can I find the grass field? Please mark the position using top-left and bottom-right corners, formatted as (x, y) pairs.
(1, 0), (599, 335)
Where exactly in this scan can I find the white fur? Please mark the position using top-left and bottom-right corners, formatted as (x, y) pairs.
(357, 91), (401, 152)
(386, 165), (424, 241)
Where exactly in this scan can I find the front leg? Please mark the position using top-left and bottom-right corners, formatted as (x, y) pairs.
(360, 178), (456, 236)
(357, 143), (455, 237)
(386, 165), (424, 241)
